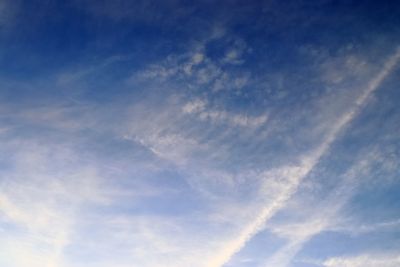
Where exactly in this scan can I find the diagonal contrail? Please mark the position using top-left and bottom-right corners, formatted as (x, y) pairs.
(262, 153), (375, 267)
(206, 47), (400, 267)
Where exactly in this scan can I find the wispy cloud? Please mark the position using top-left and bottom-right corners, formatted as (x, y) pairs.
(322, 254), (400, 267)
(0, 146), (106, 267)
(204, 47), (400, 267)
(1, 2), (400, 266)
(261, 149), (380, 267)
(182, 99), (268, 128)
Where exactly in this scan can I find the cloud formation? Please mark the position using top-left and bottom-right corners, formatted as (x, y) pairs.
(204, 47), (400, 267)
(1, 2), (400, 267)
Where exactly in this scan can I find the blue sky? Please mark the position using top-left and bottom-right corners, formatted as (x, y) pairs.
(1, 1), (400, 267)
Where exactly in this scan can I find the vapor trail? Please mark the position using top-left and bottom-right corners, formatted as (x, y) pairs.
(206, 47), (400, 267)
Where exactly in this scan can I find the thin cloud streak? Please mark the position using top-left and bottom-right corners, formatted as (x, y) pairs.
(323, 254), (400, 267)
(262, 152), (376, 267)
(206, 47), (400, 267)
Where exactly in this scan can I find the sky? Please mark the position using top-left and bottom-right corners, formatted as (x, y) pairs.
(0, 1), (400, 267)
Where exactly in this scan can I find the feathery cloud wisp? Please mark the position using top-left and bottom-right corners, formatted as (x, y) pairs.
(205, 47), (400, 267)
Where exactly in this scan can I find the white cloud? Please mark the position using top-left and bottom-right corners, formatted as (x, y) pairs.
(1, 24), (399, 267)
(331, 218), (400, 236)
(115, 46), (400, 267)
(132, 132), (202, 165)
(204, 47), (400, 267)
(0, 124), (109, 267)
(260, 150), (378, 267)
(183, 53), (205, 75)
(182, 99), (207, 113)
(198, 110), (268, 128)
(129, 30), (251, 93)
(183, 99), (268, 128)
(323, 254), (400, 267)
(221, 38), (249, 65)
